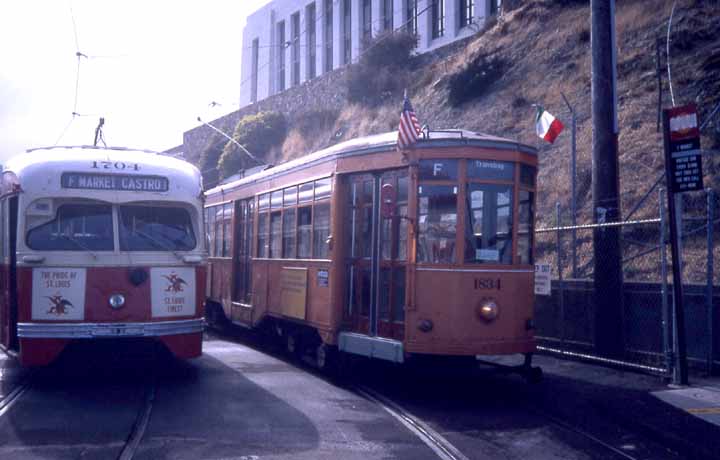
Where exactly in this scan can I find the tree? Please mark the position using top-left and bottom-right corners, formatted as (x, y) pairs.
(217, 111), (288, 179)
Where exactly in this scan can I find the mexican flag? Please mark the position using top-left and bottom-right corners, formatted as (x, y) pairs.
(535, 106), (564, 144)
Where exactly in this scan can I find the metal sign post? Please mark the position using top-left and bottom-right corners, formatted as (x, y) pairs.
(662, 104), (704, 386)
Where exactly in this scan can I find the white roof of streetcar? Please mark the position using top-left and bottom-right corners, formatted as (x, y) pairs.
(3, 145), (202, 202)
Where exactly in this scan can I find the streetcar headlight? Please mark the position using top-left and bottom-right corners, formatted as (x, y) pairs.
(109, 294), (126, 309)
(477, 299), (499, 322)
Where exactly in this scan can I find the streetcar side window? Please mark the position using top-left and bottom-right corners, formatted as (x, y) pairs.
(257, 213), (269, 258)
(222, 202), (233, 257)
(214, 207), (223, 256)
(207, 206), (216, 257)
(269, 211), (282, 258)
(297, 206), (312, 258)
(313, 202), (330, 259)
(417, 185), (457, 264)
(517, 190), (534, 265)
(282, 208), (296, 258)
(463, 184), (513, 264)
(520, 165), (537, 188)
(118, 205), (196, 251)
(27, 203), (114, 251)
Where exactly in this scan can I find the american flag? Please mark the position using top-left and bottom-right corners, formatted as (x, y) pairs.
(397, 92), (421, 151)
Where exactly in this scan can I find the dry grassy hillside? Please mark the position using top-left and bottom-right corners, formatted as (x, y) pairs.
(270, 0), (720, 227)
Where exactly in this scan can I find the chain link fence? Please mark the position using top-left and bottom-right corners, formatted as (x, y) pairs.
(534, 187), (719, 376)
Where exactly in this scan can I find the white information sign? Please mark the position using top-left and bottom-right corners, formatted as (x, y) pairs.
(151, 267), (196, 318)
(534, 263), (552, 296)
(32, 268), (86, 320)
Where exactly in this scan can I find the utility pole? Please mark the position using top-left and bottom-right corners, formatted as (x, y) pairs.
(591, 0), (624, 358)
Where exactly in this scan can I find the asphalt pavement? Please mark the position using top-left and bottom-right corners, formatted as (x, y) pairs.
(486, 353), (720, 460)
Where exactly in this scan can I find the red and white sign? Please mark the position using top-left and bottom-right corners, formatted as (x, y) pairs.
(32, 268), (86, 320)
(668, 105), (700, 141)
(151, 267), (195, 318)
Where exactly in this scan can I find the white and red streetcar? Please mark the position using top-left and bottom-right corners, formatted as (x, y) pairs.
(0, 146), (206, 366)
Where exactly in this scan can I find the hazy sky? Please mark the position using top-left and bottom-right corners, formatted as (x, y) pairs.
(0, 0), (270, 163)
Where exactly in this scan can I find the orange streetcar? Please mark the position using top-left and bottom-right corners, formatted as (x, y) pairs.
(204, 130), (540, 379)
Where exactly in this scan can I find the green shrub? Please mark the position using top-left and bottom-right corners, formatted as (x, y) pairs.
(346, 31), (418, 106)
(218, 111), (288, 179)
(198, 133), (225, 188)
(447, 54), (507, 107)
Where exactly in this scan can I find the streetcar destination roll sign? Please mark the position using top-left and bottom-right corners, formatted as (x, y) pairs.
(61, 172), (169, 192)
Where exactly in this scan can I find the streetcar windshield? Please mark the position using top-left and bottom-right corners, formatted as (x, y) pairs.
(119, 205), (196, 251)
(415, 159), (534, 265)
(26, 203), (114, 251)
(417, 185), (457, 264)
(463, 184), (513, 264)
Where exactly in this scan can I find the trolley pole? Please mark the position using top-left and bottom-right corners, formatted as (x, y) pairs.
(591, 0), (624, 358)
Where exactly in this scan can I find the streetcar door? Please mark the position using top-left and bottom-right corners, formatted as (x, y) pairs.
(231, 199), (254, 321)
(345, 171), (408, 341)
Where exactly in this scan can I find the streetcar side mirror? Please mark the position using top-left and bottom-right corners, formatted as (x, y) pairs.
(380, 183), (396, 219)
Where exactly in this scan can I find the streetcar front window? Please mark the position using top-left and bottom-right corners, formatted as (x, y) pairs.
(463, 184), (513, 264)
(119, 205), (196, 251)
(417, 185), (457, 264)
(27, 203), (114, 251)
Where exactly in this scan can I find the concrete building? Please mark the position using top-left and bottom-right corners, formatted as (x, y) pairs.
(240, 0), (501, 107)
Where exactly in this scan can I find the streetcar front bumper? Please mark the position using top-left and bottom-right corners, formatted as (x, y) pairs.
(17, 318), (204, 339)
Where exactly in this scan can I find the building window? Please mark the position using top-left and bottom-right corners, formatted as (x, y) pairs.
(291, 12), (300, 87)
(343, 0), (352, 64)
(277, 20), (286, 92)
(306, 3), (317, 79)
(362, 0), (372, 49)
(432, 0), (445, 39)
(459, 0), (474, 28)
(251, 38), (259, 103)
(405, 0), (417, 35)
(324, 0), (333, 72)
(383, 0), (394, 31)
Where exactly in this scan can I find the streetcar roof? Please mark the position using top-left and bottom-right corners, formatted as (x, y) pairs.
(3, 145), (202, 199)
(205, 129), (536, 197)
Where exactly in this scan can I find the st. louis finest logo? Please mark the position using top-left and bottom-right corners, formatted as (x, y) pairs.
(46, 293), (74, 315)
(163, 273), (188, 293)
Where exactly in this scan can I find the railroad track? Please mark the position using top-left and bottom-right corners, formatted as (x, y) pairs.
(356, 385), (471, 460)
(117, 378), (156, 460)
(0, 356), (157, 460)
(0, 381), (30, 419)
(357, 383), (656, 460)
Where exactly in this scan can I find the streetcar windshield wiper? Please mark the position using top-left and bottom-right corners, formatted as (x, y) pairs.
(134, 228), (183, 261)
(60, 234), (98, 259)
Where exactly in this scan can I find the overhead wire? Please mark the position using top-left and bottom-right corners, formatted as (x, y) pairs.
(666, 0), (677, 107)
(55, 0), (84, 146)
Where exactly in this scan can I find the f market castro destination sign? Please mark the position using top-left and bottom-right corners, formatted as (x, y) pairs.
(61, 172), (169, 192)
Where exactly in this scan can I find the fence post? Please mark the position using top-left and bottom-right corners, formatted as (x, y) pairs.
(556, 202), (565, 346)
(660, 188), (673, 377)
(707, 188), (715, 375)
